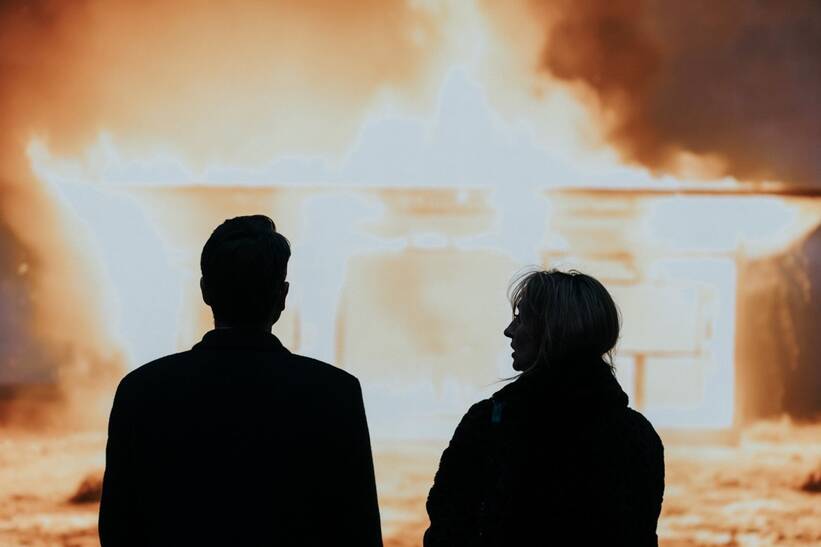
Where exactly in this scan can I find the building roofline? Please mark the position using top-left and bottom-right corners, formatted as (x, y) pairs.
(545, 186), (821, 197)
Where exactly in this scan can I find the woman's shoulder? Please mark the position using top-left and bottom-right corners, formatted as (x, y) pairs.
(624, 408), (663, 443)
(460, 398), (495, 426)
(621, 408), (665, 474)
(448, 399), (497, 445)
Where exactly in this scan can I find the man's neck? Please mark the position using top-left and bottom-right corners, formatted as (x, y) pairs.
(214, 323), (273, 332)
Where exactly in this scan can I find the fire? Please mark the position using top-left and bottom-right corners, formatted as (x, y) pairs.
(11, 0), (820, 435)
(2, 2), (821, 545)
(26, 124), (821, 436)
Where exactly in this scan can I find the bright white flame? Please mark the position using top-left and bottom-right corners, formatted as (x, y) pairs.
(21, 14), (821, 436)
(645, 196), (821, 258)
(27, 66), (753, 192)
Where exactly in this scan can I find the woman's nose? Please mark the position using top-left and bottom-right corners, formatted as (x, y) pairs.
(504, 321), (514, 339)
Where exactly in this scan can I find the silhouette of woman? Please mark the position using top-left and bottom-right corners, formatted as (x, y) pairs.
(424, 269), (664, 546)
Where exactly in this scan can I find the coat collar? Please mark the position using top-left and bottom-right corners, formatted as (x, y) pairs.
(493, 358), (629, 411)
(192, 328), (288, 352)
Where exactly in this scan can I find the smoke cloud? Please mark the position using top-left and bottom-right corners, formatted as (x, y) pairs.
(527, 0), (821, 186)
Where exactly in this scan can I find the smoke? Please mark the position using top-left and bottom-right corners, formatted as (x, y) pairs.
(737, 227), (821, 420)
(520, 0), (821, 186)
(0, 0), (445, 426)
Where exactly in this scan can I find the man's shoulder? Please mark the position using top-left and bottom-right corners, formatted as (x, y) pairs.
(116, 351), (193, 389)
(118, 349), (359, 391)
(126, 350), (194, 377)
(284, 352), (360, 389)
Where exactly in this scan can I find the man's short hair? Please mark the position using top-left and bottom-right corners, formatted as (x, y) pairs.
(200, 215), (291, 325)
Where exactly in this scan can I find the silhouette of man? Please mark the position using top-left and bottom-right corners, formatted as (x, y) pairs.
(99, 215), (383, 546)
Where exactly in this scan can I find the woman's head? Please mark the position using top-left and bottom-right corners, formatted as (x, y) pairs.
(504, 269), (620, 374)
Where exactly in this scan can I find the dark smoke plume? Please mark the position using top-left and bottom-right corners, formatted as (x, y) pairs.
(536, 0), (821, 186)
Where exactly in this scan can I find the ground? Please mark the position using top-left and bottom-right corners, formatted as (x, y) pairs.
(0, 420), (818, 546)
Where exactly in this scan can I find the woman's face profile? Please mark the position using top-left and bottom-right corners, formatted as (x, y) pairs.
(504, 308), (539, 372)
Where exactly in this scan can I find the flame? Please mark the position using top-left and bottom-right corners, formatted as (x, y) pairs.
(4, 0), (821, 433)
(26, 131), (821, 436)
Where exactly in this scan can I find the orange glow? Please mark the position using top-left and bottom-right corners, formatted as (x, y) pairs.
(19, 3), (821, 434)
(17, 6), (777, 433)
(2, 2), (821, 544)
(27, 131), (821, 434)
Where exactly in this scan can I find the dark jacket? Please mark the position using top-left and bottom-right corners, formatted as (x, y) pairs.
(424, 361), (664, 546)
(99, 328), (383, 547)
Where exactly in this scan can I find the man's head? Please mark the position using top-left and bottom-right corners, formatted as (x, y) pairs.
(200, 215), (291, 329)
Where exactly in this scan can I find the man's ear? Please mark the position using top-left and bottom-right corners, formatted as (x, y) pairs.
(279, 281), (289, 311)
(200, 277), (211, 306)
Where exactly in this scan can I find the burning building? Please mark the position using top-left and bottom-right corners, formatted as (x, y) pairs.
(1, 1), (821, 544)
(1, 0), (820, 434)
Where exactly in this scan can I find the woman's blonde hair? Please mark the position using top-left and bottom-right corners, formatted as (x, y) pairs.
(508, 269), (621, 375)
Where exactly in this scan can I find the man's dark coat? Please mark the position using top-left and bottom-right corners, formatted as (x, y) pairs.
(99, 328), (383, 546)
